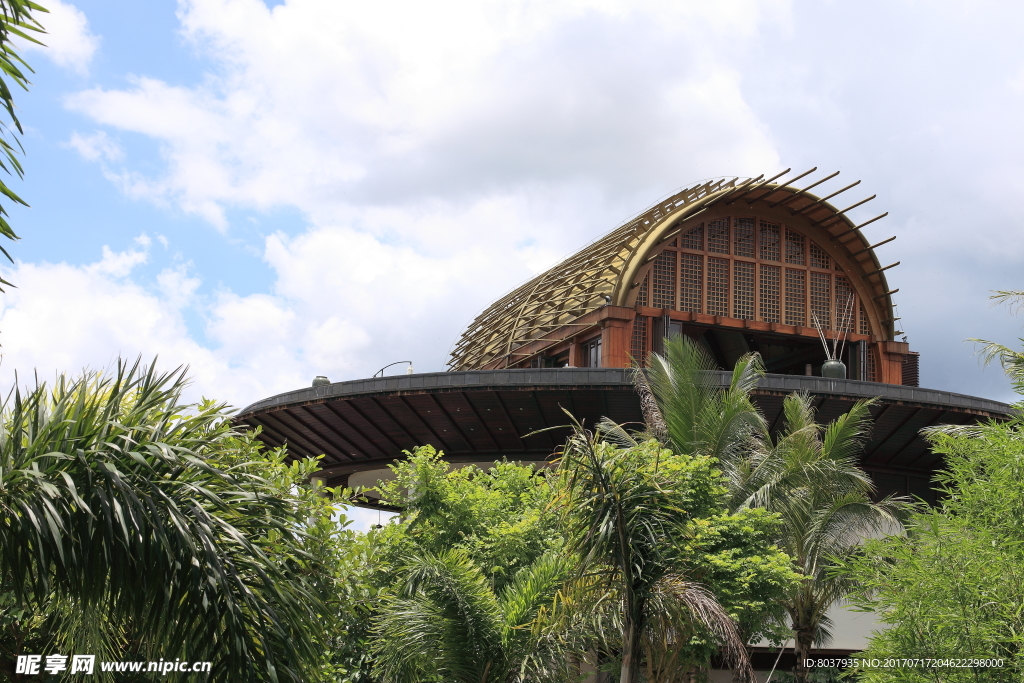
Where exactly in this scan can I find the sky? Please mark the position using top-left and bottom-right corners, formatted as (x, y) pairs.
(4, 0), (1024, 410)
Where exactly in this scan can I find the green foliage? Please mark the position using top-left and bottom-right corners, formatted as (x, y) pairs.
(641, 336), (905, 683)
(0, 0), (46, 280)
(375, 447), (558, 590)
(642, 335), (765, 469)
(734, 392), (904, 683)
(841, 419), (1024, 682)
(554, 431), (793, 683)
(0, 359), (329, 682)
(371, 549), (569, 683)
(970, 289), (1024, 397)
(367, 447), (567, 681)
(677, 508), (799, 648)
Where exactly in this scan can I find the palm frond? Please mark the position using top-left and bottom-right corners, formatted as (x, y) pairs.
(0, 358), (319, 682)
(653, 576), (755, 683)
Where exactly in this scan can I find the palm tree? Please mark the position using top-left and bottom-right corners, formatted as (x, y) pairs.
(371, 549), (569, 683)
(640, 337), (905, 683)
(731, 393), (904, 683)
(0, 0), (45, 279)
(640, 335), (765, 471)
(0, 359), (320, 681)
(970, 289), (1024, 395)
(555, 430), (753, 683)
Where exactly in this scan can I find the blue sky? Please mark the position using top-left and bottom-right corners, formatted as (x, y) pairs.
(5, 0), (1024, 412)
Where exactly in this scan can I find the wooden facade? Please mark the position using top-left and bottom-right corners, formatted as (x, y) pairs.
(450, 169), (912, 385)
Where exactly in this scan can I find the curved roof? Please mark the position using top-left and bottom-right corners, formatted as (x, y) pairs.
(449, 169), (898, 371)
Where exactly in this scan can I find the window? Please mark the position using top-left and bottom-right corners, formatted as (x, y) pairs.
(810, 272), (831, 330)
(680, 253), (702, 313)
(652, 251), (677, 309)
(707, 218), (730, 254)
(859, 303), (871, 336)
(784, 268), (806, 326)
(835, 276), (855, 332)
(733, 217), (755, 258)
(810, 242), (830, 269)
(633, 215), (865, 333)
(785, 228), (805, 265)
(759, 221), (781, 261)
(631, 316), (648, 365)
(760, 265), (781, 323)
(581, 336), (602, 368)
(733, 261), (755, 320)
(680, 223), (703, 250)
(706, 257), (729, 316)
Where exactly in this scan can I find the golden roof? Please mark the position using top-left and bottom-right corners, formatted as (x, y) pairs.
(449, 169), (896, 371)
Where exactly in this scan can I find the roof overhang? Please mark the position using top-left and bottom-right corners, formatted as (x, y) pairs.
(237, 369), (1010, 504)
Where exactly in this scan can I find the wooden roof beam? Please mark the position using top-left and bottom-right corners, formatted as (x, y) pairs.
(745, 167), (818, 204)
(792, 180), (861, 215)
(700, 175), (763, 211)
(811, 195), (876, 227)
(768, 170), (840, 208)
(833, 212), (889, 239)
(723, 168), (791, 205)
(851, 236), (896, 257)
(864, 262), (900, 278)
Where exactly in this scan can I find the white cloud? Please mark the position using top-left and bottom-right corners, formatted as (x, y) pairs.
(64, 0), (784, 234)
(22, 0), (99, 75)
(67, 131), (123, 163)
(0, 213), (542, 409)
(45, 0), (1024, 407)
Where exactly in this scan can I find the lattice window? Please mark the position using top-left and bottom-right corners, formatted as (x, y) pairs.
(760, 221), (780, 261)
(859, 303), (871, 336)
(733, 217), (755, 258)
(760, 265), (780, 323)
(835, 276), (855, 332)
(810, 242), (830, 269)
(707, 257), (729, 316)
(652, 251), (676, 309)
(785, 228), (805, 265)
(733, 261), (754, 320)
(810, 272), (831, 330)
(784, 268), (806, 326)
(707, 219), (730, 254)
(630, 315), (648, 366)
(680, 224), (703, 250)
(680, 253), (702, 313)
(866, 346), (877, 382)
(636, 274), (649, 307)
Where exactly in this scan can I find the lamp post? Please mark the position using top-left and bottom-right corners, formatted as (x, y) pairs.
(374, 361), (414, 377)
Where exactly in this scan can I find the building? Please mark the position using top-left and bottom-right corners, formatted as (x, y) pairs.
(236, 168), (1011, 672)
(238, 169), (1009, 507)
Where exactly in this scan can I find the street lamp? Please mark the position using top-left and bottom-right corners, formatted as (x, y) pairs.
(374, 361), (414, 377)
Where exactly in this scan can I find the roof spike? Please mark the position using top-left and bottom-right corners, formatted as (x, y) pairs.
(834, 212), (889, 238)
(700, 174), (763, 210)
(812, 195), (876, 227)
(768, 170), (840, 208)
(723, 168), (791, 205)
(851, 236), (896, 257)
(746, 167), (818, 203)
(793, 180), (862, 215)
(864, 262), (900, 278)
